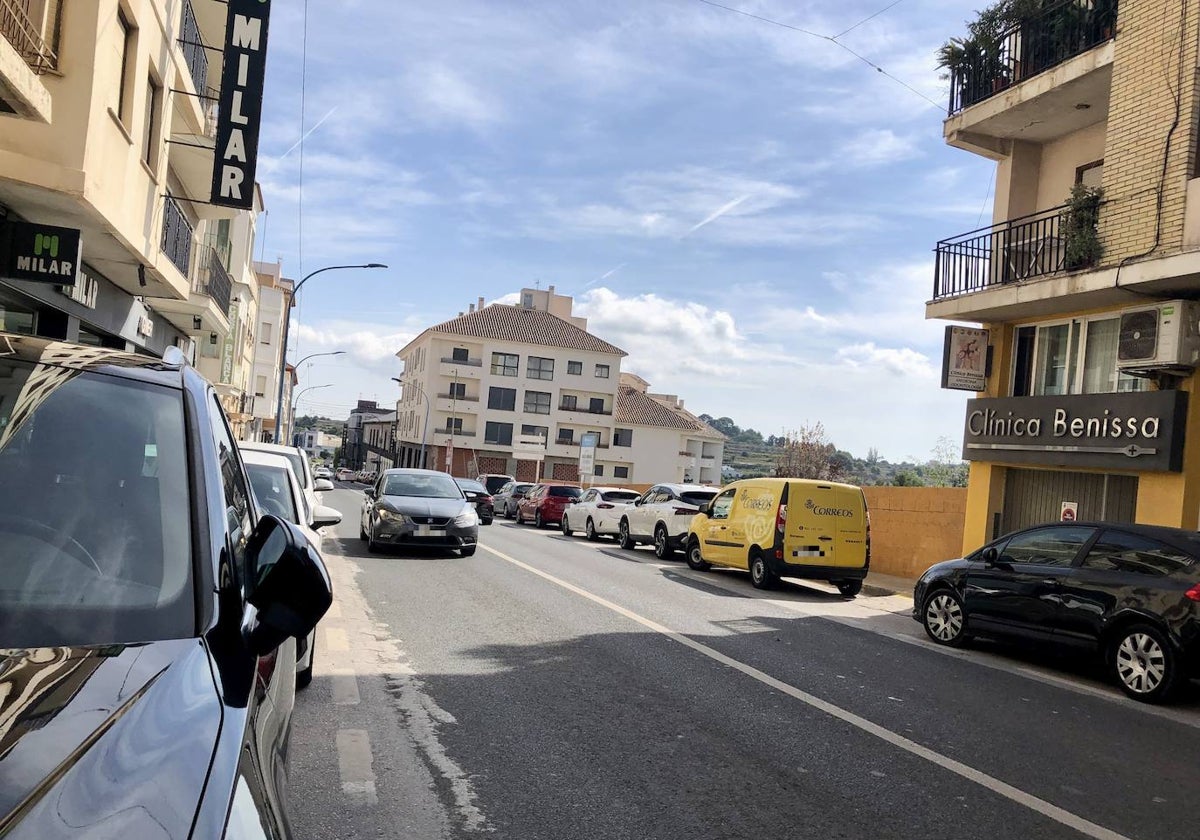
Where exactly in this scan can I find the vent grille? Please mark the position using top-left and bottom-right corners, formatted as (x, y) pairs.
(1118, 310), (1159, 361)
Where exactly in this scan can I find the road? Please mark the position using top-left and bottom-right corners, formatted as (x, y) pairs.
(286, 485), (1200, 840)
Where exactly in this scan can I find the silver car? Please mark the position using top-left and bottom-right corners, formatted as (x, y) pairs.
(360, 469), (480, 556)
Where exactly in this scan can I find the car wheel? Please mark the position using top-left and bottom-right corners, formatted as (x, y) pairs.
(653, 525), (674, 560)
(535, 510), (545, 529)
(366, 524), (380, 554)
(460, 544), (477, 557)
(1111, 623), (1178, 703)
(585, 518), (599, 541)
(296, 631), (315, 690)
(505, 503), (516, 520)
(561, 515), (572, 536)
(748, 550), (778, 590)
(837, 579), (863, 598)
(686, 539), (711, 571)
(618, 519), (636, 550)
(922, 589), (968, 647)
(359, 519), (368, 541)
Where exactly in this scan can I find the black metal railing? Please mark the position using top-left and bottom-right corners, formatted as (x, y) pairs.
(196, 245), (232, 314)
(948, 0), (1118, 115)
(559, 403), (612, 415)
(933, 204), (1078, 300)
(438, 393), (478, 402)
(161, 195), (194, 277)
(0, 0), (61, 73)
(178, 0), (208, 94)
(441, 356), (482, 366)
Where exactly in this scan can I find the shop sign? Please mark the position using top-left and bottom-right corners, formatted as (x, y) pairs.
(1060, 501), (1078, 522)
(210, 0), (272, 209)
(578, 431), (599, 475)
(219, 298), (239, 384)
(2, 221), (82, 285)
(941, 325), (989, 392)
(962, 391), (1188, 472)
(60, 267), (99, 308)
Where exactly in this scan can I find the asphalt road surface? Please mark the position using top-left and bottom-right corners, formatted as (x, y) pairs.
(286, 485), (1200, 840)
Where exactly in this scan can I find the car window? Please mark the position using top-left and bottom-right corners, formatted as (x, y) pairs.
(498, 481), (514, 495)
(457, 479), (488, 493)
(639, 489), (657, 505)
(281, 449), (309, 489)
(210, 397), (256, 592)
(0, 360), (194, 648)
(709, 488), (736, 520)
(382, 473), (464, 498)
(549, 486), (581, 498)
(680, 491), (718, 507)
(246, 463), (300, 524)
(1081, 531), (1195, 576)
(998, 526), (1095, 567)
(602, 490), (640, 503)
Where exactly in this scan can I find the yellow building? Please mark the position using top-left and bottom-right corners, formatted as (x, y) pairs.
(928, 0), (1200, 550)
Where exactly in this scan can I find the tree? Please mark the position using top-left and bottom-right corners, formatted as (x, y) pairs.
(773, 422), (843, 480)
(923, 435), (968, 487)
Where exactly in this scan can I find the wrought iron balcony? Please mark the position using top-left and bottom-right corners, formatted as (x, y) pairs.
(947, 0), (1118, 115)
(178, 0), (208, 95)
(0, 0), (61, 74)
(196, 244), (232, 314)
(161, 195), (194, 277)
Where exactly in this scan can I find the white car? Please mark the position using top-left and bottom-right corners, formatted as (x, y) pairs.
(337, 468), (356, 481)
(241, 440), (334, 517)
(616, 483), (723, 559)
(560, 486), (642, 540)
(240, 448), (343, 689)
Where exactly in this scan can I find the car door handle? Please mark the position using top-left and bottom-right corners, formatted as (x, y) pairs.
(1042, 577), (1060, 584)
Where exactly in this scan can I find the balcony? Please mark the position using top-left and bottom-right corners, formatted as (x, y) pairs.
(161, 195), (194, 277)
(441, 356), (482, 366)
(440, 359), (481, 379)
(196, 245), (232, 315)
(178, 0), (208, 96)
(559, 402), (612, 416)
(0, 0), (60, 121)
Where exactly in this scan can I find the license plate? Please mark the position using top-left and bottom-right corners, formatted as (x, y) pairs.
(416, 525), (443, 536)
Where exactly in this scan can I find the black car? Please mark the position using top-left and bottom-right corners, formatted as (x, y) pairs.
(495, 480), (535, 519)
(455, 477), (495, 524)
(914, 521), (1200, 703)
(0, 333), (332, 837)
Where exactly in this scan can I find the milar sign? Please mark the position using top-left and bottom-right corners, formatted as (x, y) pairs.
(962, 391), (1188, 472)
(1, 221), (82, 285)
(210, 0), (272, 209)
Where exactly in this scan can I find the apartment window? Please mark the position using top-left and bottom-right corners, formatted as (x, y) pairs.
(1012, 318), (1146, 397)
(142, 75), (161, 167)
(558, 428), (574, 443)
(524, 390), (551, 414)
(451, 347), (469, 362)
(614, 428), (633, 447)
(446, 417), (463, 434)
(567, 360), (583, 375)
(254, 375), (267, 397)
(522, 292), (534, 308)
(485, 421), (513, 446)
(614, 466), (629, 479)
(261, 322), (272, 344)
(561, 394), (578, 410)
(488, 387), (516, 411)
(527, 356), (554, 380)
(448, 382), (467, 399)
(521, 424), (548, 440)
(589, 397), (605, 413)
(594, 465), (604, 476)
(116, 9), (135, 124)
(1076, 160), (1104, 189)
(492, 352), (518, 376)
(595, 364), (610, 378)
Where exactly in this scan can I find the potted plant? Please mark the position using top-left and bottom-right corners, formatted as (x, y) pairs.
(1063, 183), (1104, 270)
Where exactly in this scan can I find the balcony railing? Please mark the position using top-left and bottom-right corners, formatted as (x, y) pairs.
(178, 0), (208, 95)
(441, 356), (482, 366)
(948, 0), (1118, 115)
(438, 393), (479, 402)
(196, 245), (232, 314)
(161, 195), (194, 277)
(559, 403), (612, 415)
(934, 204), (1086, 301)
(0, 0), (61, 74)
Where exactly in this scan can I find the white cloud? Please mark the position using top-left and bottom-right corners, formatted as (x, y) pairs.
(844, 129), (922, 167)
(836, 342), (935, 378)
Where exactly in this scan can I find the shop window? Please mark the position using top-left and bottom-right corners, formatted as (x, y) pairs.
(1012, 318), (1145, 397)
(0, 303), (36, 335)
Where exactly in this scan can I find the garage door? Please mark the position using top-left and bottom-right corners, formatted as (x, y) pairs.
(1001, 468), (1137, 534)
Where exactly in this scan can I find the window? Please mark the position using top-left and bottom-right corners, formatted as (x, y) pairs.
(142, 75), (161, 166)
(593, 465), (604, 476)
(1033, 323), (1072, 396)
(558, 428), (574, 443)
(116, 9), (135, 123)
(446, 417), (463, 434)
(488, 387), (516, 411)
(614, 428), (633, 447)
(520, 424), (548, 440)
(1012, 319), (1146, 397)
(254, 375), (267, 397)
(588, 397), (604, 413)
(997, 526), (1096, 567)
(491, 352), (518, 376)
(261, 322), (272, 344)
(614, 465), (629, 479)
(484, 422), (513, 446)
(1076, 159), (1103, 188)
(581, 490), (598, 503)
(209, 396), (254, 591)
(524, 390), (551, 414)
(567, 360), (583, 375)
(561, 394), (578, 410)
(1081, 531), (1194, 576)
(451, 347), (469, 362)
(527, 356), (554, 380)
(709, 488), (736, 519)
(522, 292), (534, 308)
(595, 364), (610, 378)
(246, 463), (299, 524)
(448, 382), (467, 399)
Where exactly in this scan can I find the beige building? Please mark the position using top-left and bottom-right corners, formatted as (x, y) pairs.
(394, 287), (724, 485)
(250, 260), (294, 443)
(1, 1), (247, 360)
(929, 0), (1200, 548)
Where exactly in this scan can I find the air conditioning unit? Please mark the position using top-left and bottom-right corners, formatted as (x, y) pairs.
(1117, 300), (1200, 372)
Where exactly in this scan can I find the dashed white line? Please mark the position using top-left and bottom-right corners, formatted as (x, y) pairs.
(335, 729), (378, 806)
(330, 670), (361, 706)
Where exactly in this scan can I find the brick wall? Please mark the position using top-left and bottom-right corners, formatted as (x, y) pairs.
(477, 455), (508, 476)
(862, 487), (968, 579)
(552, 462), (580, 482)
(1099, 0), (1200, 261)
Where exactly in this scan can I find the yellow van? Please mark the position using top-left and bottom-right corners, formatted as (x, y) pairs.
(685, 477), (870, 597)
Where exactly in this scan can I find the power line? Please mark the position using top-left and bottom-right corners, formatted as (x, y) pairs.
(693, 0), (825, 38)
(832, 0), (907, 39)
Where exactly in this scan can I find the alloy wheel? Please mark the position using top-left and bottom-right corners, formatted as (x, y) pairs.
(925, 593), (963, 642)
(1116, 632), (1167, 695)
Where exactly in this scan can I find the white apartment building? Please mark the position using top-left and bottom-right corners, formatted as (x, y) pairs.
(0, 1), (247, 358)
(394, 287), (725, 485)
(249, 260), (293, 442)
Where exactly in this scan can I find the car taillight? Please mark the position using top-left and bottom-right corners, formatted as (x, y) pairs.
(1186, 583), (1200, 602)
(673, 507), (696, 515)
(776, 503), (787, 534)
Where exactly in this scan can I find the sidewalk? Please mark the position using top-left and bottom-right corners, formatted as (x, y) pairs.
(862, 571), (916, 598)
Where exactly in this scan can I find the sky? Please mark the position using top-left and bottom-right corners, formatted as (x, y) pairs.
(253, 0), (995, 461)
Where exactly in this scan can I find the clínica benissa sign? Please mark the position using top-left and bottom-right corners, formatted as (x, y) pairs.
(210, 0), (272, 209)
(962, 391), (1188, 472)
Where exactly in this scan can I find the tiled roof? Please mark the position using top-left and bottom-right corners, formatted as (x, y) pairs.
(615, 387), (724, 438)
(427, 305), (627, 356)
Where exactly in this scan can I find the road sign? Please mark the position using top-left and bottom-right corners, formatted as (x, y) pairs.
(1060, 501), (1078, 522)
(513, 433), (546, 462)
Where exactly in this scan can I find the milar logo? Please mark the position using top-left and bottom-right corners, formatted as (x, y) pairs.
(805, 498), (854, 518)
(4, 221), (81, 285)
(18, 232), (73, 276)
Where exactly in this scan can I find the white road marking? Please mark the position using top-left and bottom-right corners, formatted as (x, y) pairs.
(330, 670), (361, 706)
(325, 627), (349, 651)
(336, 729), (378, 806)
(481, 543), (1133, 840)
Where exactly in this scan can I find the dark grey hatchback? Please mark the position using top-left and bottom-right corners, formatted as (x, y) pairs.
(914, 522), (1200, 703)
(360, 468), (480, 556)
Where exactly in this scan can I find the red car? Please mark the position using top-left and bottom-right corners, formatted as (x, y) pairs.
(517, 483), (582, 528)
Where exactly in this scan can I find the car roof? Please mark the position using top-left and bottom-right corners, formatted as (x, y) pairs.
(656, 483), (721, 493)
(1002, 521), (1200, 553)
(0, 331), (185, 389)
(588, 486), (639, 494)
(382, 468), (453, 477)
(240, 441), (306, 457)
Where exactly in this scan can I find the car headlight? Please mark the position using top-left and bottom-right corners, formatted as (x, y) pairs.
(454, 509), (479, 527)
(379, 508), (407, 524)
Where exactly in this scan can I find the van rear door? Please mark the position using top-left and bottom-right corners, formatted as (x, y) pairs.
(786, 482), (865, 569)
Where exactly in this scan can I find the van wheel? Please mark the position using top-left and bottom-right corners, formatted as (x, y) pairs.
(686, 539), (710, 571)
(653, 525), (674, 559)
(837, 580), (863, 598)
(749, 551), (778, 590)
(618, 519), (637, 550)
(585, 518), (599, 541)
(1111, 623), (1178, 702)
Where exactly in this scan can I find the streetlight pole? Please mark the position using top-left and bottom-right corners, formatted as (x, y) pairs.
(290, 383), (333, 447)
(392, 376), (430, 469)
(273, 263), (386, 442)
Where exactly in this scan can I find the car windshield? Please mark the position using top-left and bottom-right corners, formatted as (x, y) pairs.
(514, 484), (533, 494)
(680, 491), (718, 506)
(602, 491), (640, 503)
(549, 486), (581, 498)
(383, 473), (464, 499)
(0, 358), (193, 649)
(246, 463), (300, 524)
(456, 479), (488, 494)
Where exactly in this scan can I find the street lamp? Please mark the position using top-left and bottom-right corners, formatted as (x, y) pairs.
(392, 376), (431, 468)
(273, 263), (387, 442)
(290, 384), (333, 446)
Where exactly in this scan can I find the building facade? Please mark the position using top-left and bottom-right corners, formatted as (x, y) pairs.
(929, 0), (1200, 549)
(341, 400), (394, 470)
(249, 260), (293, 442)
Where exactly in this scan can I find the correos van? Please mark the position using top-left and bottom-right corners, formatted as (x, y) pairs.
(685, 478), (870, 597)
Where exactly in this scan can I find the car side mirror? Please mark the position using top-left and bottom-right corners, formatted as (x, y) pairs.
(982, 547), (999, 566)
(244, 515), (332, 657)
(311, 504), (343, 529)
(314, 478), (335, 492)
(364, 487), (376, 499)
